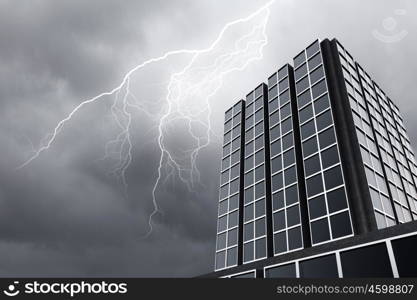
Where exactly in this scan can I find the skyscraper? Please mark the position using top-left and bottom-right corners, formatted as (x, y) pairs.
(212, 38), (417, 278)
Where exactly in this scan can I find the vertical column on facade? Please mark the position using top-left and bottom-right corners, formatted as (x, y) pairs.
(215, 101), (244, 271)
(320, 39), (377, 234)
(238, 100), (246, 265)
(242, 85), (269, 264)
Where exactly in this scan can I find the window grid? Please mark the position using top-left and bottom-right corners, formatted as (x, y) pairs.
(294, 40), (354, 246)
(215, 102), (243, 270)
(243, 87), (267, 264)
(354, 56), (416, 225)
(268, 66), (303, 256)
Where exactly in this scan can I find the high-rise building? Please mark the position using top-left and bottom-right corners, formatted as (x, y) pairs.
(211, 38), (417, 278)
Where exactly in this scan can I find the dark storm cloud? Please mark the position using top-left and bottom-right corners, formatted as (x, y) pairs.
(1, 0), (417, 277)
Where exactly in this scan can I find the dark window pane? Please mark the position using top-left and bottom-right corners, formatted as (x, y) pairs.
(216, 251), (226, 269)
(230, 178), (239, 194)
(283, 148), (295, 166)
(310, 65), (325, 85)
(278, 66), (288, 79)
(294, 51), (306, 68)
(305, 154), (321, 177)
(255, 135), (264, 151)
(244, 222), (254, 241)
(231, 272), (255, 278)
(279, 78), (289, 93)
(311, 218), (330, 244)
(270, 124), (280, 141)
(274, 232), (287, 254)
(306, 41), (320, 58)
(265, 263), (296, 278)
(340, 244), (393, 277)
(302, 137), (318, 157)
(271, 155), (282, 174)
(284, 166), (297, 185)
(299, 104), (313, 123)
(308, 52), (322, 70)
(273, 191), (285, 211)
(271, 140), (281, 157)
(280, 90), (290, 103)
(227, 247), (237, 266)
(268, 73), (277, 87)
(255, 149), (264, 165)
(244, 204), (254, 222)
(297, 89), (311, 108)
(282, 132), (293, 151)
(255, 181), (265, 199)
(255, 108), (264, 123)
(217, 232), (226, 250)
(299, 255), (338, 278)
(255, 199), (265, 218)
(287, 205), (300, 227)
(218, 215), (227, 232)
(324, 165), (344, 190)
(244, 242), (254, 262)
(227, 228), (238, 246)
(288, 226), (303, 250)
(229, 194), (239, 210)
(270, 110), (280, 126)
(330, 211), (352, 238)
(229, 211), (238, 227)
(312, 79), (327, 99)
(273, 210), (286, 231)
(285, 185), (299, 206)
(245, 171), (254, 187)
(296, 76), (310, 95)
(295, 63), (308, 81)
(272, 172), (283, 191)
(281, 118), (292, 135)
(307, 174), (323, 197)
(316, 109), (333, 131)
(314, 93), (330, 114)
(327, 187), (348, 213)
(245, 155), (254, 171)
(255, 237), (266, 259)
(244, 187), (253, 204)
(301, 119), (316, 140)
(245, 141), (254, 157)
(219, 200), (228, 216)
(321, 145), (339, 169)
(255, 217), (266, 237)
(255, 164), (264, 182)
(392, 235), (417, 277)
(269, 98), (278, 112)
(319, 127), (336, 149)
(308, 195), (327, 219)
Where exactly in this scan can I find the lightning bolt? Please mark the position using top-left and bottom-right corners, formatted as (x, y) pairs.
(18, 0), (274, 237)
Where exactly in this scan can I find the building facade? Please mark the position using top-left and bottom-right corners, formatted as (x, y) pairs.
(212, 38), (417, 278)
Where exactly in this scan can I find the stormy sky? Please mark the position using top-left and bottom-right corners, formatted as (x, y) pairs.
(0, 0), (417, 277)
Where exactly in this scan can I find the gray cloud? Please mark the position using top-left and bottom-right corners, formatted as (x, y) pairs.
(0, 0), (417, 277)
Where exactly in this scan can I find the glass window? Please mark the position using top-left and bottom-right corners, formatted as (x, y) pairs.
(243, 242), (254, 262)
(229, 194), (239, 210)
(226, 247), (237, 267)
(324, 165), (344, 190)
(282, 132), (293, 151)
(305, 154), (321, 177)
(288, 226), (303, 250)
(255, 217), (266, 237)
(244, 187), (254, 204)
(295, 63), (308, 81)
(308, 195), (327, 219)
(310, 65), (324, 85)
(299, 104), (313, 124)
(321, 145), (339, 169)
(287, 205), (300, 227)
(319, 127), (336, 149)
(244, 222), (254, 241)
(228, 228), (238, 246)
(311, 218), (330, 244)
(270, 110), (280, 127)
(297, 76), (310, 95)
(271, 155), (282, 174)
(255, 199), (265, 218)
(306, 41), (320, 58)
(219, 200), (228, 216)
(279, 78), (289, 92)
(270, 124), (280, 141)
(392, 235), (417, 277)
(255, 164), (264, 182)
(273, 210), (286, 231)
(299, 255), (338, 278)
(255, 135), (264, 151)
(255, 149), (264, 166)
(312, 79), (327, 99)
(278, 66), (288, 79)
(255, 181), (265, 199)
(217, 232), (226, 250)
(268, 73), (277, 87)
(294, 51), (306, 68)
(274, 232), (287, 254)
(327, 187), (348, 213)
(229, 211), (238, 227)
(271, 140), (281, 157)
(330, 211), (352, 238)
(255, 237), (266, 259)
(284, 166), (297, 185)
(218, 215), (227, 232)
(272, 172), (283, 191)
(245, 171), (254, 187)
(285, 184), (299, 206)
(307, 174), (324, 197)
(283, 148), (295, 166)
(273, 191), (285, 211)
(230, 164), (240, 180)
(314, 93), (330, 114)
(340, 243), (393, 277)
(216, 251), (226, 269)
(302, 137), (318, 157)
(316, 109), (333, 132)
(281, 117), (292, 135)
(265, 263), (296, 278)
(298, 89), (311, 108)
(301, 119), (316, 140)
(308, 52), (322, 70)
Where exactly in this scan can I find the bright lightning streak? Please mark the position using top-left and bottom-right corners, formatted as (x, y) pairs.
(18, 0), (274, 237)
